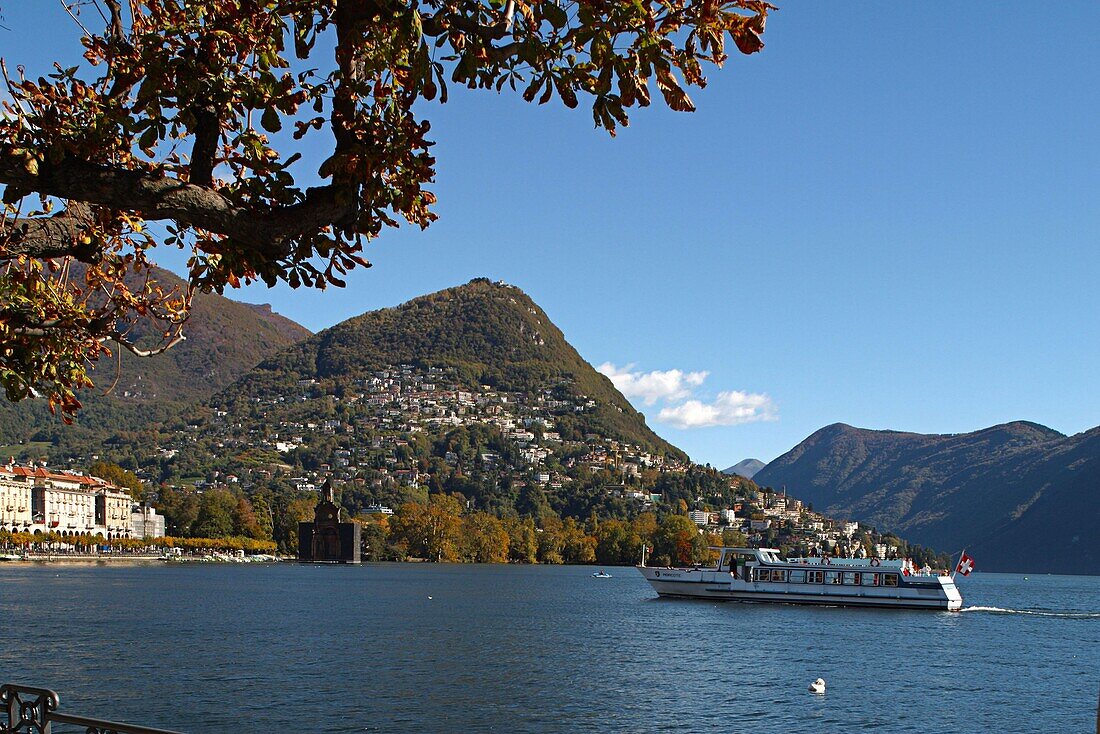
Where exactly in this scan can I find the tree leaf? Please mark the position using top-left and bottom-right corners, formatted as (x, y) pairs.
(543, 3), (568, 30)
(261, 106), (283, 133)
(554, 77), (578, 109)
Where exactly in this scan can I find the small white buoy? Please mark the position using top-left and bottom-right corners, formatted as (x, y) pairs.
(809, 678), (825, 694)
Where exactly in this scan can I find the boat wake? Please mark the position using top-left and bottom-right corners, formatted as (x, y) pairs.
(960, 605), (1100, 619)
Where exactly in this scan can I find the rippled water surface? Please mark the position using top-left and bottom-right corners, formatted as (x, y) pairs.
(1, 563), (1097, 733)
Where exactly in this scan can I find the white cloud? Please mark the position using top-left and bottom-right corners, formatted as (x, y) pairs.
(656, 390), (778, 429)
(599, 361), (778, 429)
(597, 362), (709, 406)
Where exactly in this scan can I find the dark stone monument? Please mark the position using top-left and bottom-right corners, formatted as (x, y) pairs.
(298, 478), (361, 563)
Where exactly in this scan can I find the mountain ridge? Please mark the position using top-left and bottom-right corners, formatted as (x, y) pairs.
(754, 421), (1099, 574)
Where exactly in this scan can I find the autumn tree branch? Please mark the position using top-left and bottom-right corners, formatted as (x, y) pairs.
(0, 202), (98, 262)
(103, 0), (125, 42)
(0, 154), (355, 256)
(108, 331), (186, 357)
(0, 0), (773, 418)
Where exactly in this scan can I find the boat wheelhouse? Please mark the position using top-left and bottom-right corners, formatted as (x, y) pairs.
(638, 547), (963, 611)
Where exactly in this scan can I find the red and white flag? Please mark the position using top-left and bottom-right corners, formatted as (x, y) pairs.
(956, 552), (975, 576)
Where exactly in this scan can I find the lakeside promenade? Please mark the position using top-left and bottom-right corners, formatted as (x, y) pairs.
(0, 552), (282, 563)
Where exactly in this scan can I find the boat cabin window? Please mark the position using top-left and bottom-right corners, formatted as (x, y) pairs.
(807, 570), (824, 584)
(883, 574), (899, 587)
(861, 573), (879, 586)
(789, 570), (807, 583)
(770, 570), (787, 582)
(825, 571), (842, 585)
(843, 572), (860, 585)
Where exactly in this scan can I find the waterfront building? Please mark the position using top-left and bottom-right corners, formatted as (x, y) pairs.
(0, 474), (33, 531)
(0, 464), (135, 539)
(131, 504), (166, 539)
(96, 487), (133, 538)
(36, 480), (97, 534)
(298, 478), (360, 564)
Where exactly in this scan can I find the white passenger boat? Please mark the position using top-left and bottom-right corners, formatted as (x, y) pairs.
(638, 547), (963, 611)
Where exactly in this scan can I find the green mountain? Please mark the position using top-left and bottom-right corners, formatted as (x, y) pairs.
(754, 422), (1100, 574)
(0, 265), (311, 453)
(217, 278), (685, 459)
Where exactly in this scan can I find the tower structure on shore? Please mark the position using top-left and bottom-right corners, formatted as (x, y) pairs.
(297, 477), (360, 563)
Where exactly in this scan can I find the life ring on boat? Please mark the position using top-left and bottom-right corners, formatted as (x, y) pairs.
(821, 555), (831, 565)
(870, 558), (881, 567)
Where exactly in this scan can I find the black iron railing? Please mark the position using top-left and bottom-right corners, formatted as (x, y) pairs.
(1, 684), (182, 734)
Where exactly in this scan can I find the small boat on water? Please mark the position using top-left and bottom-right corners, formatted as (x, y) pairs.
(638, 547), (963, 611)
(592, 570), (612, 578)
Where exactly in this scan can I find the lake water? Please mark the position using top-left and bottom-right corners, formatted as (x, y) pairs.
(1, 563), (1098, 733)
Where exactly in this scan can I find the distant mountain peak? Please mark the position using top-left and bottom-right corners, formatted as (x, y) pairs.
(225, 279), (687, 459)
(723, 458), (765, 479)
(979, 420), (1064, 439)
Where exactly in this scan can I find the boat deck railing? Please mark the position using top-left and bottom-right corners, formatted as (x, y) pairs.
(784, 558), (950, 577)
(1, 683), (183, 734)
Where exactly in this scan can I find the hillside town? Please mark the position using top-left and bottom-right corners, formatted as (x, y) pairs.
(2, 364), (921, 563)
(201, 363), (692, 490)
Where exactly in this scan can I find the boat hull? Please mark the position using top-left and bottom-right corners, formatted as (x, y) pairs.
(638, 566), (963, 611)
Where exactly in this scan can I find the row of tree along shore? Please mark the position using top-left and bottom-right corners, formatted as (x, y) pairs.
(357, 494), (950, 568)
(1, 508), (728, 566)
(2, 458), (948, 567)
(145, 466), (949, 567)
(2, 509), (947, 568)
(0, 530), (276, 556)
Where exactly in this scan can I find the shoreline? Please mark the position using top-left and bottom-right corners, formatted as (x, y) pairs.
(0, 554), (285, 564)
(1, 556), (1091, 577)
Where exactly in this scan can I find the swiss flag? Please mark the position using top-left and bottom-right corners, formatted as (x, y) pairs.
(956, 552), (975, 576)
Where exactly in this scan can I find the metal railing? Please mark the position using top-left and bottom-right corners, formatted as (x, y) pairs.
(1, 684), (182, 734)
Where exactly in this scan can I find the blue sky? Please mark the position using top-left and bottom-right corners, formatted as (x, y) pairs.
(4, 2), (1099, 465)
